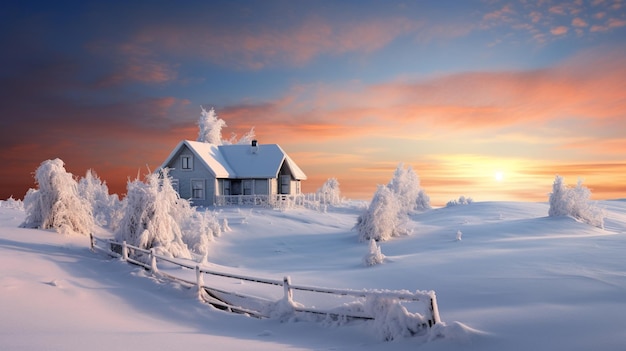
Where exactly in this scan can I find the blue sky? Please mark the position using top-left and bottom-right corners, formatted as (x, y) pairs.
(1, 0), (625, 204)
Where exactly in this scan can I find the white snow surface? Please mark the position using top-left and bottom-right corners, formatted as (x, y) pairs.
(2, 199), (626, 350)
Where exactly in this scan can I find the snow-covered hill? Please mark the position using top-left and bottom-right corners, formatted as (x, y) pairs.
(1, 200), (625, 350)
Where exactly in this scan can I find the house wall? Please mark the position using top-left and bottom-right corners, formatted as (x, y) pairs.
(164, 144), (216, 207)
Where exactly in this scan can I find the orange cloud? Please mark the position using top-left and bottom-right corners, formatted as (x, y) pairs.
(572, 17), (588, 27)
(551, 25), (569, 35)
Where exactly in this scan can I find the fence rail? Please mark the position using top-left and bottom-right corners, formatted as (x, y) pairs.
(90, 234), (441, 330)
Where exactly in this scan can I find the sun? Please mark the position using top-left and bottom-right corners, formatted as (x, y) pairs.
(494, 171), (504, 182)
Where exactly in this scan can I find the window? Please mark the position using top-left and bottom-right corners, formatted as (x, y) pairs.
(223, 180), (231, 195)
(191, 179), (205, 200)
(243, 180), (252, 195)
(181, 155), (192, 170)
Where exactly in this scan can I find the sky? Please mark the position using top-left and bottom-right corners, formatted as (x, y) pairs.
(1, 0), (625, 205)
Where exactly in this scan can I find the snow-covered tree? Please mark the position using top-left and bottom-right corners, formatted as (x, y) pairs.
(354, 185), (408, 242)
(78, 169), (121, 227)
(387, 163), (431, 212)
(415, 189), (431, 211)
(197, 106), (226, 144)
(234, 127), (257, 145)
(548, 175), (605, 228)
(115, 169), (191, 258)
(22, 158), (93, 235)
(354, 163), (430, 241)
(316, 177), (342, 205)
(548, 175), (568, 217)
(387, 163), (421, 212)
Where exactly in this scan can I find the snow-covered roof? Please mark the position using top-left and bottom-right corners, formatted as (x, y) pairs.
(160, 140), (307, 180)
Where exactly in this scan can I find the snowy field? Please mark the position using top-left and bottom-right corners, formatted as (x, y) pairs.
(1, 199), (626, 350)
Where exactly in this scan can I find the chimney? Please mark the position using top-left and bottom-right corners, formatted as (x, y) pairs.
(251, 139), (258, 154)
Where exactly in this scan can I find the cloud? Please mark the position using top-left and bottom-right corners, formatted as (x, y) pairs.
(551, 26), (569, 35)
(115, 16), (421, 70)
(572, 17), (588, 27)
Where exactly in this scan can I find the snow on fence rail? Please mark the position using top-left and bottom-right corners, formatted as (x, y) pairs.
(90, 234), (441, 334)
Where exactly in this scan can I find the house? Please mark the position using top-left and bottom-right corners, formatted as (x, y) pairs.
(159, 140), (307, 207)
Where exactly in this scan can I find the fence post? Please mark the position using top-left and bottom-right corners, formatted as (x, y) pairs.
(122, 241), (128, 261)
(196, 265), (204, 299)
(150, 248), (158, 272)
(283, 276), (293, 303)
(429, 293), (441, 326)
(89, 233), (95, 252)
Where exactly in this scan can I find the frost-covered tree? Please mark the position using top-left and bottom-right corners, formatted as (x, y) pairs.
(116, 169), (225, 259)
(387, 163), (431, 212)
(354, 185), (408, 242)
(237, 127), (256, 145)
(415, 189), (431, 211)
(548, 175), (605, 228)
(115, 169), (191, 258)
(78, 169), (121, 228)
(387, 163), (421, 212)
(197, 106), (226, 144)
(354, 163), (430, 241)
(22, 158), (93, 235)
(316, 177), (342, 205)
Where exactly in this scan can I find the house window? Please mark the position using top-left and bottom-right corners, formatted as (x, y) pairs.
(223, 180), (231, 195)
(243, 180), (252, 195)
(181, 155), (193, 170)
(191, 179), (205, 200)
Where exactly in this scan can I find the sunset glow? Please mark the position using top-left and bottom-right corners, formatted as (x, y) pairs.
(1, 1), (625, 205)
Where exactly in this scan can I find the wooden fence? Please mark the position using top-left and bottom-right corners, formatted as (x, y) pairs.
(90, 234), (441, 330)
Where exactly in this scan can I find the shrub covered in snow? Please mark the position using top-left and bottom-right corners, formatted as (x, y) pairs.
(1, 196), (23, 210)
(548, 175), (605, 228)
(446, 196), (473, 207)
(316, 177), (342, 205)
(179, 209), (223, 257)
(115, 170), (191, 258)
(78, 169), (121, 228)
(22, 159), (93, 235)
(363, 239), (385, 266)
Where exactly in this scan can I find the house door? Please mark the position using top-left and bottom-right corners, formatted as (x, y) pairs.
(231, 180), (242, 195)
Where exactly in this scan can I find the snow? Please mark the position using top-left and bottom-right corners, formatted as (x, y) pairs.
(2, 199), (626, 350)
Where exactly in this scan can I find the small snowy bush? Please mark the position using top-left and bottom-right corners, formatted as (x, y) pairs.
(22, 159), (93, 235)
(446, 196), (473, 207)
(1, 196), (23, 210)
(180, 209), (223, 257)
(316, 177), (342, 205)
(548, 175), (604, 228)
(363, 239), (385, 266)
